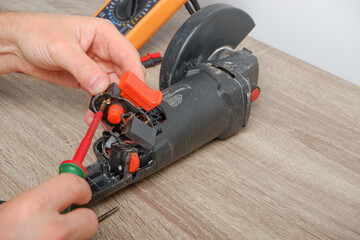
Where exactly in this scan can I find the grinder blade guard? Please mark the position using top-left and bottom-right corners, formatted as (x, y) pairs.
(85, 4), (260, 204)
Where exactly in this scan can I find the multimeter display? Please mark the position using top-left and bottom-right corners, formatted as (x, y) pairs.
(96, 0), (159, 35)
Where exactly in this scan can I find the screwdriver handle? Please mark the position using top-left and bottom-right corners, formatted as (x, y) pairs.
(59, 108), (105, 213)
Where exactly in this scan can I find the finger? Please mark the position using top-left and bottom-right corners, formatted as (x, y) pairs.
(61, 208), (98, 240)
(27, 174), (92, 212)
(85, 110), (110, 131)
(21, 64), (82, 89)
(96, 25), (146, 81)
(55, 44), (110, 95)
(108, 71), (120, 84)
(0, 53), (19, 74)
(85, 109), (95, 126)
(0, 54), (81, 90)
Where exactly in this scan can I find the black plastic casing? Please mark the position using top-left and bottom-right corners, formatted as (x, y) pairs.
(86, 50), (259, 203)
(155, 50), (258, 170)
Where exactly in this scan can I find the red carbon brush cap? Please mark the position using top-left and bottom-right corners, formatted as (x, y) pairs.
(107, 104), (125, 124)
(129, 152), (140, 173)
(251, 87), (260, 102)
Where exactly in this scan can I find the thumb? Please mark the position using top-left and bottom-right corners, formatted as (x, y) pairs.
(55, 44), (110, 95)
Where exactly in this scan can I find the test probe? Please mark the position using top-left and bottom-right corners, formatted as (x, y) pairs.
(141, 52), (162, 68)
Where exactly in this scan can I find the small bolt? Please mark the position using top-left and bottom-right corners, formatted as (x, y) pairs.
(105, 98), (112, 105)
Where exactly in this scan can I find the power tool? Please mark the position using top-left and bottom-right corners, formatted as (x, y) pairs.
(64, 4), (260, 205)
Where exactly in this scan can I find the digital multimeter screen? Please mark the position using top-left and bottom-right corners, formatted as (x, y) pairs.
(96, 0), (160, 35)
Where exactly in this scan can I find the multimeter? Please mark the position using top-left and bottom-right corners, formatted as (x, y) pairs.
(94, 0), (188, 50)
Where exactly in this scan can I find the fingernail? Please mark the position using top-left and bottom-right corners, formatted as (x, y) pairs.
(89, 75), (108, 95)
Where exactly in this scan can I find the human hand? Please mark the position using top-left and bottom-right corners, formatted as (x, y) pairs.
(0, 173), (98, 239)
(0, 12), (145, 124)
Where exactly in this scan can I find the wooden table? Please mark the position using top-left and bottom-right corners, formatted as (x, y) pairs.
(1, 1), (359, 239)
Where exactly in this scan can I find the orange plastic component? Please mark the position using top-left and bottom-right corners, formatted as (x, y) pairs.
(107, 104), (125, 124)
(119, 71), (162, 111)
(129, 152), (140, 173)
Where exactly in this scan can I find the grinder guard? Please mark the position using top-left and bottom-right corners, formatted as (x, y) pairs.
(85, 4), (259, 204)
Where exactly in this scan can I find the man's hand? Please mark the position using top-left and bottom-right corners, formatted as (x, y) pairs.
(0, 174), (98, 239)
(0, 12), (145, 124)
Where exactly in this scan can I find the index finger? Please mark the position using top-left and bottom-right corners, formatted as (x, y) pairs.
(96, 23), (146, 81)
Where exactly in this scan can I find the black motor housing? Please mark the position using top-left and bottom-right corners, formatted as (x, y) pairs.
(84, 4), (259, 204)
(86, 49), (259, 203)
(154, 49), (258, 171)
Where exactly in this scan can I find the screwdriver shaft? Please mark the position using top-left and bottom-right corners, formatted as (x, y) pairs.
(98, 207), (119, 222)
(72, 101), (107, 164)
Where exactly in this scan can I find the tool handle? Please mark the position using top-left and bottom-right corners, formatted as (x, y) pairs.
(59, 110), (104, 213)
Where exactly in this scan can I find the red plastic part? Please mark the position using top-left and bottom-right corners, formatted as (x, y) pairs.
(107, 104), (124, 124)
(251, 87), (260, 102)
(129, 152), (140, 173)
(61, 110), (104, 177)
(141, 52), (162, 62)
(119, 71), (163, 111)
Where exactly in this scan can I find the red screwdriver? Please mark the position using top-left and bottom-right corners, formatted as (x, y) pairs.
(59, 100), (107, 212)
(59, 100), (107, 177)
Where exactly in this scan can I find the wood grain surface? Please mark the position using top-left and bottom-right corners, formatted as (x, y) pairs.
(1, 1), (359, 239)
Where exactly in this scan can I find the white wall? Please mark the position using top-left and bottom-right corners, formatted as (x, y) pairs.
(198, 0), (360, 86)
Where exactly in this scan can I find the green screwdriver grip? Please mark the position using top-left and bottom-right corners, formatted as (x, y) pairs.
(59, 162), (86, 213)
(59, 162), (86, 178)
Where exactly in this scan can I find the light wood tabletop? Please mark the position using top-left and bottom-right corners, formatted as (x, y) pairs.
(1, 1), (359, 239)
